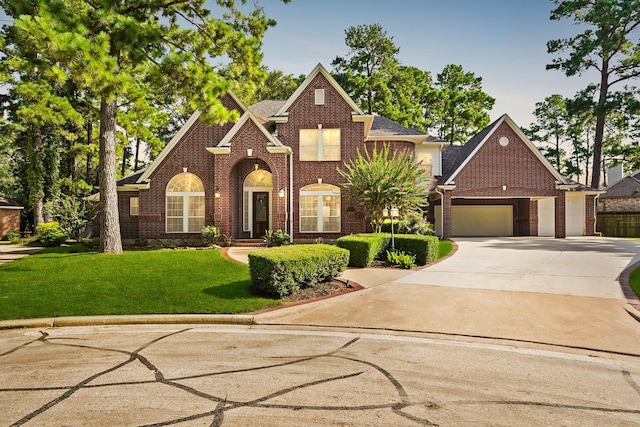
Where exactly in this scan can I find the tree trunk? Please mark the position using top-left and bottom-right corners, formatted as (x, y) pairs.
(29, 132), (45, 228)
(33, 199), (44, 229)
(86, 120), (93, 183)
(99, 97), (123, 254)
(590, 64), (609, 189)
(134, 137), (141, 171)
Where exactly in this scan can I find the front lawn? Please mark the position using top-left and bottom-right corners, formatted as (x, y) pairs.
(629, 267), (640, 299)
(437, 240), (454, 259)
(0, 245), (280, 321)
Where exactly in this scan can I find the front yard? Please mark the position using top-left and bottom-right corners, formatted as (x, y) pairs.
(0, 244), (280, 321)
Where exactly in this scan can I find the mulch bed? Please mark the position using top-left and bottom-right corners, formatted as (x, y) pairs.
(281, 279), (354, 303)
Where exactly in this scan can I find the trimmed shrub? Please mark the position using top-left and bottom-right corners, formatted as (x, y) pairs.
(393, 234), (439, 265)
(249, 244), (349, 298)
(337, 233), (390, 267)
(36, 222), (68, 247)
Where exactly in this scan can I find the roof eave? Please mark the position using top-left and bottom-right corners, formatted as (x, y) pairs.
(365, 135), (428, 144)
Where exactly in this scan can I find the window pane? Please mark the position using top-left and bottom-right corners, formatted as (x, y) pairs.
(167, 196), (183, 216)
(167, 172), (204, 192)
(188, 196), (205, 217)
(300, 195), (318, 216)
(188, 218), (204, 233)
(416, 151), (433, 177)
(167, 218), (183, 233)
(301, 217), (317, 232)
(130, 197), (139, 216)
(243, 191), (249, 231)
(300, 129), (318, 161)
(322, 129), (340, 161)
(323, 195), (340, 232)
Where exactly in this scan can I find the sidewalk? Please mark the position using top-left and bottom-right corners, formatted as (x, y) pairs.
(0, 245), (43, 265)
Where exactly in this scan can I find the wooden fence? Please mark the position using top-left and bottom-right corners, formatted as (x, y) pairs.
(597, 212), (640, 237)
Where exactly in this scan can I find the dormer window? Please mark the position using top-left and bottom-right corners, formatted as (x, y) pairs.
(314, 89), (325, 105)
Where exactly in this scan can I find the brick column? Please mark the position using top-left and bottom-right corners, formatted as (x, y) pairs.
(529, 199), (538, 236)
(443, 190), (452, 239)
(585, 195), (596, 236)
(555, 191), (566, 238)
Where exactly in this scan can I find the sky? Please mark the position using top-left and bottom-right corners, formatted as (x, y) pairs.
(249, 0), (596, 128)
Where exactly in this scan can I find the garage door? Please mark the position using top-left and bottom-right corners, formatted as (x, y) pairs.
(566, 193), (585, 236)
(451, 206), (513, 236)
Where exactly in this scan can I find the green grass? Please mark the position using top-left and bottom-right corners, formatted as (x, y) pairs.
(0, 244), (280, 321)
(437, 240), (454, 260)
(629, 267), (640, 299)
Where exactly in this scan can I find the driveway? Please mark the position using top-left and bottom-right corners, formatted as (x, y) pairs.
(394, 237), (640, 299)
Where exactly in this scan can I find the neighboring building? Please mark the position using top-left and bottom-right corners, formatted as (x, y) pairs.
(598, 171), (640, 213)
(0, 195), (23, 240)
(105, 63), (600, 242)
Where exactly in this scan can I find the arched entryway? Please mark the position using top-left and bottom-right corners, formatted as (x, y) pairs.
(243, 169), (273, 238)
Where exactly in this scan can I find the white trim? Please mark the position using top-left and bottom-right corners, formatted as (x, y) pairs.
(365, 135), (429, 144)
(212, 110), (284, 150)
(117, 183), (149, 191)
(267, 146), (293, 154)
(0, 206), (23, 210)
(139, 110), (201, 182)
(273, 63), (365, 121)
(444, 114), (567, 186)
(206, 147), (231, 155)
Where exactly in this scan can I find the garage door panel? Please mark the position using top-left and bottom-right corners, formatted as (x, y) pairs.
(451, 206), (513, 236)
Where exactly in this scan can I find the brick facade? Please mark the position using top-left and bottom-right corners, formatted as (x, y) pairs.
(0, 209), (20, 239)
(598, 197), (640, 212)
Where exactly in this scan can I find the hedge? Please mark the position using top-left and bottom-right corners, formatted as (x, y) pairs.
(337, 233), (390, 267)
(248, 244), (349, 298)
(338, 233), (439, 267)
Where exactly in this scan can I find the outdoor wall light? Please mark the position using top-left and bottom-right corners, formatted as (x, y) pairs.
(214, 187), (221, 198)
(278, 188), (285, 198)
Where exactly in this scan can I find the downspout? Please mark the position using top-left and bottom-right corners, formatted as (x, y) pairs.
(289, 150), (294, 243)
(434, 186), (445, 239)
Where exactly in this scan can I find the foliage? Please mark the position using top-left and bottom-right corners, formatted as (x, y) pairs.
(35, 221), (68, 247)
(134, 237), (148, 248)
(427, 64), (495, 144)
(332, 23), (400, 115)
(44, 194), (96, 242)
(386, 250), (415, 269)
(263, 229), (291, 247)
(547, 0), (640, 188)
(338, 144), (430, 232)
(0, 247), (280, 320)
(525, 94), (570, 171)
(5, 230), (21, 243)
(248, 244), (349, 298)
(397, 211), (434, 235)
(337, 233), (390, 267)
(201, 225), (220, 246)
(2, 0), (286, 254)
(629, 265), (640, 299)
(245, 68), (305, 104)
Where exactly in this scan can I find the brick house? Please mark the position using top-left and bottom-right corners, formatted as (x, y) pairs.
(430, 115), (602, 238)
(109, 63), (600, 242)
(0, 195), (23, 240)
(597, 171), (640, 213)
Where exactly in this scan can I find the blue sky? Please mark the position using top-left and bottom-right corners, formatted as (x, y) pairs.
(251, 0), (596, 128)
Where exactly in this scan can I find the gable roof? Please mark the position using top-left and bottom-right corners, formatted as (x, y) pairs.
(273, 63), (365, 118)
(440, 114), (567, 185)
(600, 171), (640, 198)
(210, 110), (288, 151)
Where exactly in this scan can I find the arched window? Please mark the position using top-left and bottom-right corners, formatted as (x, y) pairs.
(166, 173), (205, 233)
(300, 183), (340, 232)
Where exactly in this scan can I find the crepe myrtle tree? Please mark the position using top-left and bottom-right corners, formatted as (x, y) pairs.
(338, 144), (430, 233)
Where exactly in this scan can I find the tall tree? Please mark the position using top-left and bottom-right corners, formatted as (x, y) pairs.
(4, 0), (285, 253)
(525, 94), (569, 171)
(428, 64), (495, 144)
(332, 23), (400, 115)
(547, 0), (640, 188)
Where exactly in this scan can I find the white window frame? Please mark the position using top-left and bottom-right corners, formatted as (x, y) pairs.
(165, 173), (205, 233)
(299, 126), (341, 161)
(314, 88), (325, 105)
(130, 197), (139, 216)
(299, 184), (341, 233)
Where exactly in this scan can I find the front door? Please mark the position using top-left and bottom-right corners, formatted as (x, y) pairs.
(253, 192), (269, 238)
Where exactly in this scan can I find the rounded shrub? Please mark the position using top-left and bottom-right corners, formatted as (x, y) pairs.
(36, 222), (68, 247)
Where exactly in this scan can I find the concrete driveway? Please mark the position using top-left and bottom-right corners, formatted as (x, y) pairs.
(394, 237), (640, 299)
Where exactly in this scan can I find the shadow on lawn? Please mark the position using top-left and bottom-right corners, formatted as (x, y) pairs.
(202, 280), (272, 300)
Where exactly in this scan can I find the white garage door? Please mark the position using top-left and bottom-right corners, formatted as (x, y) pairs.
(451, 206), (513, 236)
(537, 198), (555, 237)
(566, 193), (585, 236)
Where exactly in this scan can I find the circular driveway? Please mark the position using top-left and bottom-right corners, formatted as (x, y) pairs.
(394, 237), (640, 299)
